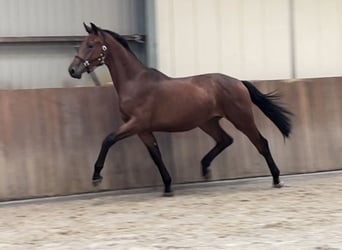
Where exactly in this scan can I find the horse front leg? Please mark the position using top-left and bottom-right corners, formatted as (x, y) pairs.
(138, 132), (173, 196)
(92, 118), (138, 185)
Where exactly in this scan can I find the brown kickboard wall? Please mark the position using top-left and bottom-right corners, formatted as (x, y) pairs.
(0, 77), (341, 200)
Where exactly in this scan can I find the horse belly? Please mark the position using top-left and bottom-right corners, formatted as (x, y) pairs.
(151, 100), (217, 132)
(152, 119), (200, 132)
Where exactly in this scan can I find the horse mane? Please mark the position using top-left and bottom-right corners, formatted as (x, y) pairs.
(101, 29), (136, 57)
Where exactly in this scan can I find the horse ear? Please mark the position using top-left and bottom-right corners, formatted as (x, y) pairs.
(83, 22), (92, 33)
(90, 22), (99, 35)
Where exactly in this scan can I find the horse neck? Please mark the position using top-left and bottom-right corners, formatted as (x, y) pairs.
(104, 38), (146, 95)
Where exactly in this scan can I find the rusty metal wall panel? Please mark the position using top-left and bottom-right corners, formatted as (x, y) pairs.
(1, 78), (342, 200)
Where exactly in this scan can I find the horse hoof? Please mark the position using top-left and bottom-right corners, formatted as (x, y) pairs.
(203, 169), (212, 181)
(92, 176), (103, 186)
(163, 191), (174, 197)
(273, 181), (284, 188)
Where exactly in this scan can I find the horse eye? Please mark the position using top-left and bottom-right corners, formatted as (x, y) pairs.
(88, 44), (94, 49)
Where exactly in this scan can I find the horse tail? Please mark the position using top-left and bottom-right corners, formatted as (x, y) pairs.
(241, 80), (292, 138)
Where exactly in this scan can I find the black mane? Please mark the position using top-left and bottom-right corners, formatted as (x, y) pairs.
(102, 29), (135, 56)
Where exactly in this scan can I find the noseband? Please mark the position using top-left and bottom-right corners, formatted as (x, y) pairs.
(75, 45), (108, 73)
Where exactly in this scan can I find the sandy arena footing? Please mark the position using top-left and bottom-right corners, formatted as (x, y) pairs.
(1, 172), (342, 250)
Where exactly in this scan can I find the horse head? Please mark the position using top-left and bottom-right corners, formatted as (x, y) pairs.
(68, 23), (107, 79)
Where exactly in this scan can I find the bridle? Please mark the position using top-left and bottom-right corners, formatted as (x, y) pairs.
(75, 44), (108, 73)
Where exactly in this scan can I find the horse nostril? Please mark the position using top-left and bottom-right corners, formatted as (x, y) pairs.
(69, 66), (82, 79)
(69, 67), (75, 76)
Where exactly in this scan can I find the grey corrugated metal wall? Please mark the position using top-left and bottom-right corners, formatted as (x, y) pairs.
(293, 0), (342, 78)
(2, 0), (342, 89)
(0, 0), (146, 89)
(148, 0), (342, 80)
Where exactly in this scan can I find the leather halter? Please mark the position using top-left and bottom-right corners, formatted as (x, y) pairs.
(75, 44), (108, 73)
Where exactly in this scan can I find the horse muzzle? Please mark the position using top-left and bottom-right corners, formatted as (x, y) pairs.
(68, 65), (83, 79)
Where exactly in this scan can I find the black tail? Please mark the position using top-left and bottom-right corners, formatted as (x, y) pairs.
(242, 80), (292, 138)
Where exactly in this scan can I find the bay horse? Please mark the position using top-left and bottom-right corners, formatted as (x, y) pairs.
(69, 23), (292, 196)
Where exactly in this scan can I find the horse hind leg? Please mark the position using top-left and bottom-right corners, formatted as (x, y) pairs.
(199, 118), (233, 180)
(230, 113), (284, 188)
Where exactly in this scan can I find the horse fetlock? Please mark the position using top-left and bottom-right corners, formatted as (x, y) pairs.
(273, 181), (284, 188)
(201, 157), (210, 168)
(163, 188), (174, 197)
(202, 168), (212, 180)
(92, 174), (103, 186)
